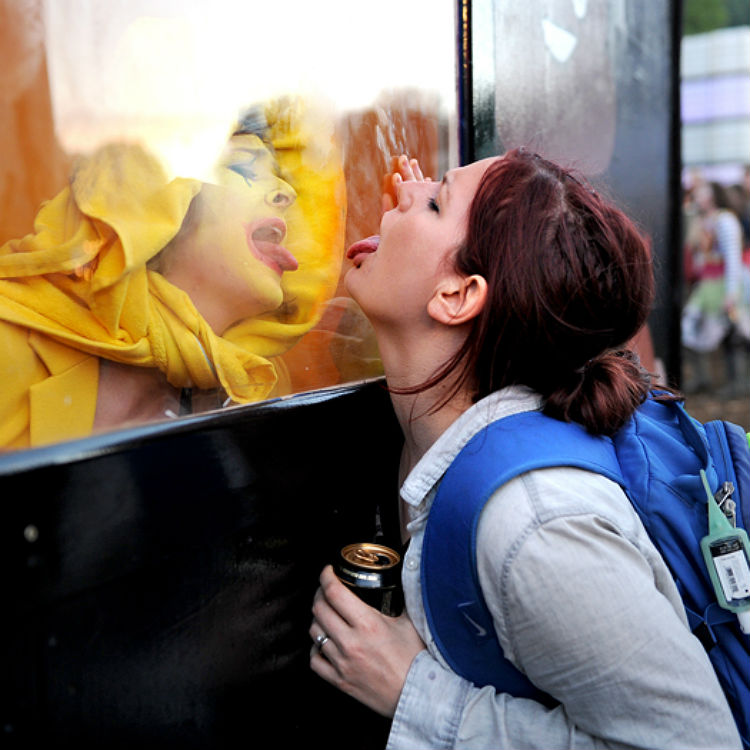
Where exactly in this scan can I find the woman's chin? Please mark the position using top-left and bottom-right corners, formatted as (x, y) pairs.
(343, 265), (362, 300)
(217, 291), (286, 335)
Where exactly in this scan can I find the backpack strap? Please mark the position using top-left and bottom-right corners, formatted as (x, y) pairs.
(422, 410), (624, 696)
(704, 419), (750, 532)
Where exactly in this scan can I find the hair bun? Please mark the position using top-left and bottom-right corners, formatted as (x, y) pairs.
(545, 349), (651, 435)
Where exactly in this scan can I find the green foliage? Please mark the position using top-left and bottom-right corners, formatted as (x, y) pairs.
(683, 0), (728, 34)
(726, 0), (750, 27)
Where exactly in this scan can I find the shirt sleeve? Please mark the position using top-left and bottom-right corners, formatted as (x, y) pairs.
(388, 467), (742, 750)
(389, 648), (598, 750)
(473, 469), (741, 749)
(715, 210), (743, 302)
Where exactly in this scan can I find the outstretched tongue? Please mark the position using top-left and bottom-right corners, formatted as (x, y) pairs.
(252, 224), (298, 272)
(346, 235), (380, 265)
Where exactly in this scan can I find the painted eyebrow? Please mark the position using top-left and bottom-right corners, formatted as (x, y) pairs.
(232, 147), (267, 157)
(228, 147), (282, 176)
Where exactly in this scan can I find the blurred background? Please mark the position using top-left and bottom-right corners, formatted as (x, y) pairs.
(679, 0), (750, 429)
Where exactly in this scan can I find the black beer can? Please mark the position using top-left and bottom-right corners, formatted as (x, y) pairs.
(335, 543), (404, 617)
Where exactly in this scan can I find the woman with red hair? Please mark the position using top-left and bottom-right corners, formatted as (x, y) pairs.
(308, 150), (740, 749)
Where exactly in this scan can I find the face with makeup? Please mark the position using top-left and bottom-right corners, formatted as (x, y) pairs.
(158, 134), (298, 335)
(344, 157), (497, 331)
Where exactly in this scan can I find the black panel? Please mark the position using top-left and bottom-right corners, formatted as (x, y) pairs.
(603, 0), (682, 380)
(0, 381), (400, 748)
(464, 0), (681, 379)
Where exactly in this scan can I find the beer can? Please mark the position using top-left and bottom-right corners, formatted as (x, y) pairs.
(335, 543), (404, 617)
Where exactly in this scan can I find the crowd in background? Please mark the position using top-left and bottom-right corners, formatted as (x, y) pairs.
(681, 166), (750, 398)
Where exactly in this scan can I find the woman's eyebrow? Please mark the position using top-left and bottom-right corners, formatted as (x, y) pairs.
(439, 173), (453, 202)
(229, 147), (283, 176)
(233, 147), (264, 157)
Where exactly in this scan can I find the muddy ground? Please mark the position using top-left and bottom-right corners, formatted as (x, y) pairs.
(683, 390), (750, 431)
(679, 347), (749, 431)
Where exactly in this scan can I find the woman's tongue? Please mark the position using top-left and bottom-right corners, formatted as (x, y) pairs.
(347, 235), (380, 264)
(249, 223), (298, 273)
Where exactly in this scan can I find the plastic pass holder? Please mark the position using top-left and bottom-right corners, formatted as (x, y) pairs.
(699, 470), (750, 635)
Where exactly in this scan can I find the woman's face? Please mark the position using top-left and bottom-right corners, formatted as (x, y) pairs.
(345, 157), (497, 329)
(159, 134), (298, 335)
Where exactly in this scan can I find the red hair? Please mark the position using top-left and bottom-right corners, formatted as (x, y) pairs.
(422, 149), (660, 435)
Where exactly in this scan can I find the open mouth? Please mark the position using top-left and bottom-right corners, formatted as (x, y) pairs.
(346, 235), (380, 268)
(245, 217), (298, 275)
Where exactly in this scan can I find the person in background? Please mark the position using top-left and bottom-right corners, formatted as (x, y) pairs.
(682, 180), (750, 397)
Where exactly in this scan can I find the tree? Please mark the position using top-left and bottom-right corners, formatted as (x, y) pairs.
(683, 0), (728, 34)
(726, 0), (750, 27)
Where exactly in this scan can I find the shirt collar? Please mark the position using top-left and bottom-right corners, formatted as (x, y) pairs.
(399, 385), (543, 508)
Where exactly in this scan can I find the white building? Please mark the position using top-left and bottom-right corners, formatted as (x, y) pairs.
(682, 25), (750, 185)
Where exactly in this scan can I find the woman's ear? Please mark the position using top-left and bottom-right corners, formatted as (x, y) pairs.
(427, 274), (487, 326)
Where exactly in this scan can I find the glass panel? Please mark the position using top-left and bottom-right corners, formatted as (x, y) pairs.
(478, 0), (676, 382)
(0, 0), (458, 450)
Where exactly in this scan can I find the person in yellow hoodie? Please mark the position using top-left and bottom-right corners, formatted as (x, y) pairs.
(0, 98), (347, 450)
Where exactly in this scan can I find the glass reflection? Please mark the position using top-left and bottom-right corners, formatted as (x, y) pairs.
(0, 0), (457, 450)
(0, 99), (348, 448)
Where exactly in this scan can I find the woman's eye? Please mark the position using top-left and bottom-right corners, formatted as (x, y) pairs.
(428, 197), (440, 213)
(228, 161), (258, 186)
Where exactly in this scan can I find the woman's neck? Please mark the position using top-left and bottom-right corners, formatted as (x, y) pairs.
(93, 359), (182, 430)
(392, 383), (473, 546)
(376, 325), (475, 474)
(396, 394), (472, 469)
(386, 368), (475, 480)
(367, 318), (474, 477)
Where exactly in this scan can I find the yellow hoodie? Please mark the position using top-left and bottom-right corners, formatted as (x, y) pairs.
(0, 99), (346, 449)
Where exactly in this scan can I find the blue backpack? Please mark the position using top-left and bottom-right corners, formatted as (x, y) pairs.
(422, 395), (750, 745)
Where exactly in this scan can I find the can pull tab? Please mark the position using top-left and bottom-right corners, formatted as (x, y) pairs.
(699, 470), (750, 635)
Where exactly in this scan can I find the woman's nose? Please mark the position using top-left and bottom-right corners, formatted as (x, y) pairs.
(265, 177), (296, 210)
(396, 182), (415, 211)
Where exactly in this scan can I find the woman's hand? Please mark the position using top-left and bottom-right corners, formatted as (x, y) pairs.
(381, 154), (431, 213)
(309, 565), (426, 717)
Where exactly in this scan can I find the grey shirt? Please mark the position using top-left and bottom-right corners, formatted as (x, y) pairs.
(387, 387), (741, 749)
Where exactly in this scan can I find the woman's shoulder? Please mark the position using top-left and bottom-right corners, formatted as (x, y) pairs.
(475, 465), (687, 653)
(715, 209), (742, 238)
(478, 465), (644, 564)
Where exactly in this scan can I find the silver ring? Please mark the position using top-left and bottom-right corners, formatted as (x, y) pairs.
(315, 633), (330, 649)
